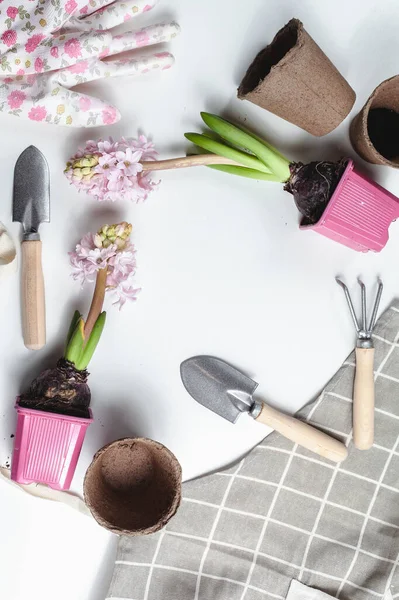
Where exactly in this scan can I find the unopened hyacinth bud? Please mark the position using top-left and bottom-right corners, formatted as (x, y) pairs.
(65, 155), (100, 183)
(95, 222), (132, 250)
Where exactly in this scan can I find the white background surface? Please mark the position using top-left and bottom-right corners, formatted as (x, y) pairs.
(2, 0), (399, 598)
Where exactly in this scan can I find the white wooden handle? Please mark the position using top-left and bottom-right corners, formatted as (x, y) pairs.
(21, 240), (46, 350)
(255, 403), (348, 462)
(353, 347), (375, 450)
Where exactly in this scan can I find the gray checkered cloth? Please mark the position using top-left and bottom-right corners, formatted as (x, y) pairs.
(107, 302), (399, 600)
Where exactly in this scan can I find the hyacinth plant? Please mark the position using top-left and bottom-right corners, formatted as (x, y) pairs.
(65, 113), (347, 225)
(19, 222), (138, 419)
(184, 113), (347, 225)
(64, 132), (245, 204)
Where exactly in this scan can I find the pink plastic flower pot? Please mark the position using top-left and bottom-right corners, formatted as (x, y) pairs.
(11, 403), (93, 490)
(299, 159), (399, 252)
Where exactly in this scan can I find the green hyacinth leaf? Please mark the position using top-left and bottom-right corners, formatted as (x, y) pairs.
(200, 112), (290, 181)
(76, 312), (106, 371)
(184, 133), (272, 174)
(66, 310), (82, 347)
(208, 164), (283, 181)
(65, 318), (85, 366)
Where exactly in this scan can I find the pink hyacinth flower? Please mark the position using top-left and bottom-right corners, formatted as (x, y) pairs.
(112, 282), (140, 310)
(115, 148), (143, 177)
(65, 136), (159, 203)
(69, 227), (139, 309)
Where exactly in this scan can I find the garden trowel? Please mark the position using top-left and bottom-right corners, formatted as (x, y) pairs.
(13, 146), (50, 350)
(180, 355), (348, 463)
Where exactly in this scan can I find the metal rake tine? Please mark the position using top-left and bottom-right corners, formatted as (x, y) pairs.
(359, 280), (367, 333)
(336, 279), (360, 333)
(368, 281), (384, 333)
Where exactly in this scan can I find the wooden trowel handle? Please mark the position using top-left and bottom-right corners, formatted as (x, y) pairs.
(255, 403), (348, 463)
(353, 347), (374, 450)
(21, 240), (46, 350)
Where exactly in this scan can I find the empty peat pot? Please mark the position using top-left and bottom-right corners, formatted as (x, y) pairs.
(350, 76), (399, 167)
(238, 18), (355, 136)
(84, 437), (182, 535)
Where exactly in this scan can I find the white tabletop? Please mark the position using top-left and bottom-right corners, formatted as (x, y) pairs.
(2, 0), (399, 598)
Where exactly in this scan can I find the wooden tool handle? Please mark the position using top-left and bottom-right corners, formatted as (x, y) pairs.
(255, 403), (348, 462)
(21, 240), (46, 350)
(353, 347), (375, 450)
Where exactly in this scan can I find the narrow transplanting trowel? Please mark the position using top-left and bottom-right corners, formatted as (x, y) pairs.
(13, 146), (50, 350)
(180, 356), (348, 463)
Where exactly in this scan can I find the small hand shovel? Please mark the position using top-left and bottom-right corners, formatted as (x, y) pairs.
(180, 356), (348, 463)
(13, 146), (50, 350)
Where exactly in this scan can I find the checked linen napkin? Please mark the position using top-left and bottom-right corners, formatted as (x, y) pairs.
(107, 301), (399, 600)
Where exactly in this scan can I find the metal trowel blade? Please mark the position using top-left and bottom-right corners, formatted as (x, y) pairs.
(13, 146), (50, 237)
(180, 355), (258, 423)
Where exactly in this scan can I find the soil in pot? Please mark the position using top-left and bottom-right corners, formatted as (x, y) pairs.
(367, 108), (399, 161)
(284, 159), (347, 225)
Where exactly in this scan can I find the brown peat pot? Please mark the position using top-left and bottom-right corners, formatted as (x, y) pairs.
(84, 437), (182, 535)
(238, 18), (355, 136)
(350, 75), (399, 167)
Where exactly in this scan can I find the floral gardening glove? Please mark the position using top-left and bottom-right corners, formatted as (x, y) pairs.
(0, 0), (179, 126)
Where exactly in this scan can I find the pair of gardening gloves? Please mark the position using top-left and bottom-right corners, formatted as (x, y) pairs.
(0, 0), (179, 127)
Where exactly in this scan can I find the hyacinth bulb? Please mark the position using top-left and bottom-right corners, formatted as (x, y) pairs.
(19, 358), (91, 418)
(18, 311), (106, 418)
